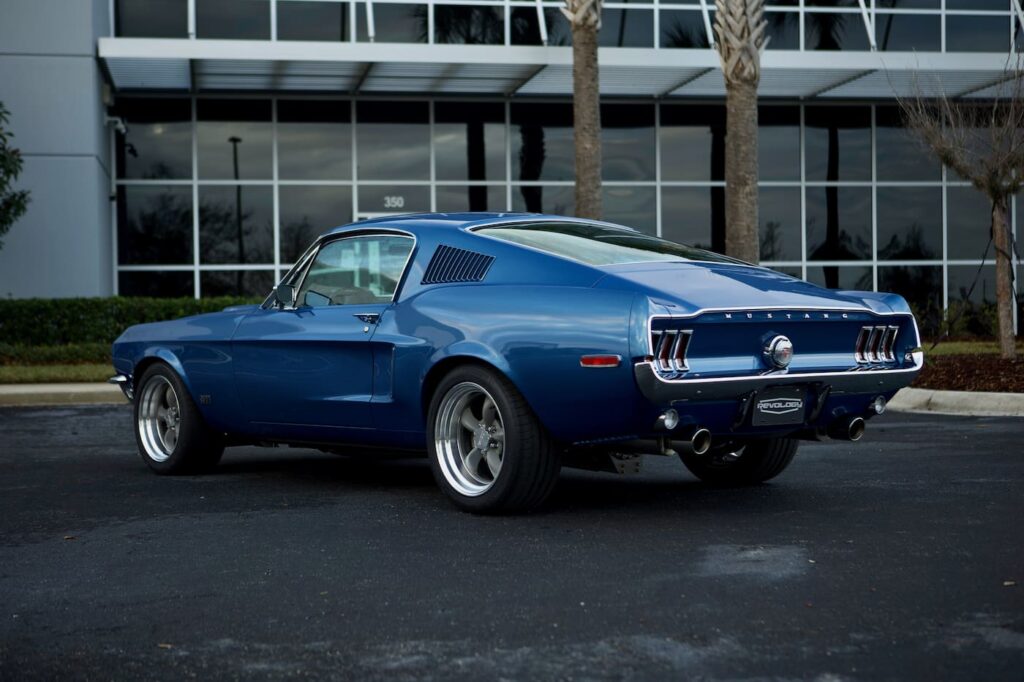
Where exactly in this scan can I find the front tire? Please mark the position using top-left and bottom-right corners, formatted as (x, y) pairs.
(134, 363), (224, 475)
(427, 365), (560, 513)
(679, 437), (798, 486)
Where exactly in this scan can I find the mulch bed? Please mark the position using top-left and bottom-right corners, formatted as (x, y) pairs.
(913, 354), (1024, 393)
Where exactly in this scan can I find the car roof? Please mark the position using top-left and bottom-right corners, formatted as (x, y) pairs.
(323, 212), (639, 237)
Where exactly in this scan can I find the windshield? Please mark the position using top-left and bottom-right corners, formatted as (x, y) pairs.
(475, 222), (743, 266)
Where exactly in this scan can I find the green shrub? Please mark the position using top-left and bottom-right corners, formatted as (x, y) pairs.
(0, 296), (259, 346)
(0, 342), (111, 365)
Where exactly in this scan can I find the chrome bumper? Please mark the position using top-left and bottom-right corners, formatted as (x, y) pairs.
(108, 374), (134, 402)
(634, 355), (922, 404)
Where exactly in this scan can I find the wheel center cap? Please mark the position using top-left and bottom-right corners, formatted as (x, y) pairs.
(473, 427), (490, 450)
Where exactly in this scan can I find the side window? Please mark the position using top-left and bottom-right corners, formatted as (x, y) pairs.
(297, 234), (413, 307)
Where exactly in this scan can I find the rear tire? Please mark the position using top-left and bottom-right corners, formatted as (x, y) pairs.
(134, 363), (224, 475)
(427, 365), (560, 514)
(679, 437), (798, 486)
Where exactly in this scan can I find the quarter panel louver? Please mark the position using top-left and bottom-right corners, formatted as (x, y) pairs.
(421, 245), (495, 285)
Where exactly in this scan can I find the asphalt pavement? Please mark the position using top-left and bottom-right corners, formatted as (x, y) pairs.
(1, 405), (1022, 681)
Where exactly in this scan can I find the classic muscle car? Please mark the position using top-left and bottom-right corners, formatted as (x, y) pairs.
(111, 213), (923, 512)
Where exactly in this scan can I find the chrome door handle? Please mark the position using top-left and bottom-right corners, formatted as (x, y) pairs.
(353, 312), (380, 324)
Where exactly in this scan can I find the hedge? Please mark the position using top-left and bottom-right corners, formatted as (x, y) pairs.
(0, 296), (260, 347)
(0, 342), (111, 365)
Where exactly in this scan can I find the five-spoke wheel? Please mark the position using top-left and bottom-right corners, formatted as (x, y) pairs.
(137, 375), (181, 462)
(133, 363), (224, 475)
(435, 382), (506, 496)
(427, 365), (560, 513)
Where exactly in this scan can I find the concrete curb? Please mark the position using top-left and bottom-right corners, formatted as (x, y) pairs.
(0, 383), (128, 407)
(1, 383), (1021, 417)
(888, 387), (1024, 418)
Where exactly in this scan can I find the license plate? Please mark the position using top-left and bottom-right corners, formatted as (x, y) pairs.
(752, 386), (807, 426)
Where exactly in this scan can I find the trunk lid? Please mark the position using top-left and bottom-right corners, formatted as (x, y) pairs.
(596, 261), (874, 315)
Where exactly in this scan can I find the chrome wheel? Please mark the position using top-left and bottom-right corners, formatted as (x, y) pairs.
(137, 375), (181, 463)
(435, 381), (506, 497)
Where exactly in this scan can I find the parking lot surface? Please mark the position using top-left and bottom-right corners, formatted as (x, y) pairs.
(1, 405), (1022, 681)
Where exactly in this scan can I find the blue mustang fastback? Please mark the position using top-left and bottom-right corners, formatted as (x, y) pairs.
(111, 213), (923, 512)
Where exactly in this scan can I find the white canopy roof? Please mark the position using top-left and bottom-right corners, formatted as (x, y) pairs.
(98, 39), (1017, 100)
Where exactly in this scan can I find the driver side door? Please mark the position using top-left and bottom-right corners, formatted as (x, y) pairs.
(231, 232), (415, 438)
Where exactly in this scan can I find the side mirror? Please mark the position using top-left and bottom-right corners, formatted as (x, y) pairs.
(273, 283), (296, 309)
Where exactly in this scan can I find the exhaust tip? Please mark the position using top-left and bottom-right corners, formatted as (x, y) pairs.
(848, 417), (866, 442)
(691, 428), (712, 455)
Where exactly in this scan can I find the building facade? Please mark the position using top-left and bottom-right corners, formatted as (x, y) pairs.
(0, 0), (1021, 333)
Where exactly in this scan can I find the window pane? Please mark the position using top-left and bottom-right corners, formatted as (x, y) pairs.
(805, 12), (871, 50)
(947, 186), (991, 262)
(198, 185), (274, 264)
(356, 102), (429, 180)
(876, 13), (940, 51)
(603, 186), (657, 235)
(946, 16), (1010, 52)
(765, 11), (800, 49)
(357, 185), (430, 215)
(356, 4), (426, 42)
(946, 0), (1006, 10)
(510, 7), (568, 45)
(807, 266), (872, 290)
(197, 100), (273, 180)
(116, 0), (188, 37)
(201, 271), (274, 298)
(196, 0), (270, 39)
(661, 187), (724, 252)
(434, 102), (506, 182)
(434, 5), (504, 44)
(511, 185), (574, 216)
(510, 104), (574, 182)
(876, 106), (939, 181)
(660, 10), (711, 48)
(119, 271), (194, 298)
(115, 99), (192, 180)
(659, 104), (726, 182)
(947, 265), (999, 337)
(277, 1), (349, 41)
(436, 186), (507, 213)
(759, 187), (802, 262)
(601, 9), (654, 48)
(877, 187), (942, 260)
(299, 235), (413, 305)
(279, 186), (353, 263)
(603, 104), (655, 181)
(805, 106), (871, 182)
(118, 186), (193, 265)
(879, 265), (942, 335)
(806, 186), (872, 260)
(277, 100), (351, 180)
(876, 0), (940, 8)
(760, 106), (800, 181)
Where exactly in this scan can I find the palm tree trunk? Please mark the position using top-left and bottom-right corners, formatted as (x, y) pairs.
(724, 80), (759, 263)
(991, 197), (1017, 359)
(571, 23), (602, 220)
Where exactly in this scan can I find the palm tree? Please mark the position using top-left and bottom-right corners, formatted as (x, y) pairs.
(561, 0), (603, 219)
(713, 0), (767, 264)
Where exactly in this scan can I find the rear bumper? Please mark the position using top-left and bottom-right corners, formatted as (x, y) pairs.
(634, 353), (922, 404)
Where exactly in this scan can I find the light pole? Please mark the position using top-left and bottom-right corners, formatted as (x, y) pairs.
(228, 136), (244, 291)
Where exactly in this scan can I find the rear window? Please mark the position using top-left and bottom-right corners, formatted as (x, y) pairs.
(475, 222), (742, 266)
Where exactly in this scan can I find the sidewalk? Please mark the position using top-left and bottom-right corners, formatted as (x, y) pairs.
(887, 387), (1024, 418)
(0, 383), (126, 406)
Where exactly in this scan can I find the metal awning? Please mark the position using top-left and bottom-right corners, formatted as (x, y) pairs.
(98, 38), (1017, 100)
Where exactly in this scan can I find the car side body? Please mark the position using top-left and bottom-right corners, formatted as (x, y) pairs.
(111, 213), (923, 510)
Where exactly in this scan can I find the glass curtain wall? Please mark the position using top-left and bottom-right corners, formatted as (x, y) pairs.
(114, 0), (1022, 52)
(113, 95), (1016, 335)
